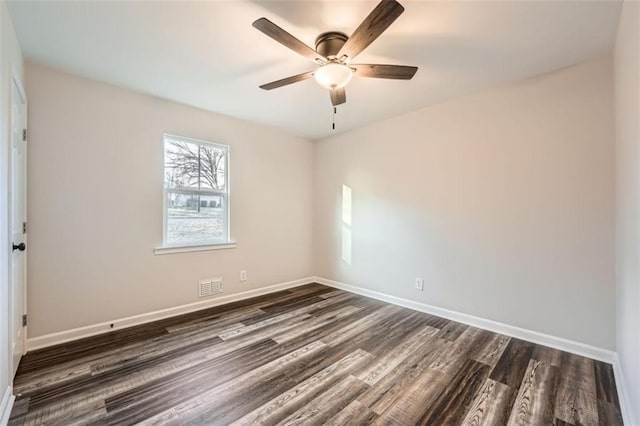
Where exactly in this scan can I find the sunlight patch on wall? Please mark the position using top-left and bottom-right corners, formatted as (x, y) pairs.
(342, 184), (352, 265)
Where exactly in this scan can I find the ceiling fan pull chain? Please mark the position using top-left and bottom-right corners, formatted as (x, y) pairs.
(332, 107), (337, 130)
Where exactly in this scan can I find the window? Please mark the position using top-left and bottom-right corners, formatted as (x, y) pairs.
(162, 134), (230, 248)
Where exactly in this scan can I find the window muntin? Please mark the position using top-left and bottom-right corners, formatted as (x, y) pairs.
(163, 135), (229, 246)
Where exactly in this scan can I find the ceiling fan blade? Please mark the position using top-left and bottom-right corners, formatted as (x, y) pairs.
(338, 0), (405, 60)
(330, 88), (346, 106)
(253, 18), (326, 63)
(352, 64), (417, 79)
(259, 71), (314, 90)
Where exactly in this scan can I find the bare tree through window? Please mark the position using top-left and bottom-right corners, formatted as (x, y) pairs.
(165, 142), (225, 190)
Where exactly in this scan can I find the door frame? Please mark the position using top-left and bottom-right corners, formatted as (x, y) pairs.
(8, 64), (27, 380)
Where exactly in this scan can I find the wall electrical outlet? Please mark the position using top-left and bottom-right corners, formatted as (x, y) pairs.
(415, 277), (424, 291)
(240, 270), (247, 282)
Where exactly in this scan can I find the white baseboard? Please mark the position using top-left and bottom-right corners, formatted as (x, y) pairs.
(613, 353), (636, 426)
(27, 277), (315, 352)
(314, 276), (616, 364)
(0, 386), (15, 426)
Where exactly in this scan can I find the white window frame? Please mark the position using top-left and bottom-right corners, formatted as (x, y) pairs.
(155, 134), (234, 254)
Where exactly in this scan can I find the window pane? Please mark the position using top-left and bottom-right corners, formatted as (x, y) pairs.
(199, 144), (226, 191)
(164, 138), (226, 191)
(166, 193), (225, 244)
(164, 139), (201, 189)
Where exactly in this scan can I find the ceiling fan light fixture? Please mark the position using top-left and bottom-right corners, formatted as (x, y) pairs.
(314, 63), (353, 90)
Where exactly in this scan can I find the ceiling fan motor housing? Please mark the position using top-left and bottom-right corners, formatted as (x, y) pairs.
(315, 32), (348, 59)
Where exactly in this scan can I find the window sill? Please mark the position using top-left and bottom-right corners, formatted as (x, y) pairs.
(154, 241), (236, 255)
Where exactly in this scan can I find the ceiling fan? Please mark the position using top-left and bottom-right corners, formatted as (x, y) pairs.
(253, 0), (418, 107)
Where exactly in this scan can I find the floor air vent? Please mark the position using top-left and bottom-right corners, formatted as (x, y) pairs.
(199, 278), (223, 298)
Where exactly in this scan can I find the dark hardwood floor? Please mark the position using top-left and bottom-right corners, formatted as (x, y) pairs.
(8, 284), (623, 425)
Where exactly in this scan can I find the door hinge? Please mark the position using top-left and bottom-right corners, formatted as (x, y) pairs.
(22, 129), (27, 142)
(22, 314), (27, 327)
(23, 221), (27, 234)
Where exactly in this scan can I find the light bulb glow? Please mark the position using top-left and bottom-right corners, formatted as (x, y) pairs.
(314, 63), (353, 89)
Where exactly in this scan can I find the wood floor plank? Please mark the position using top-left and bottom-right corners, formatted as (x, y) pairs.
(372, 368), (449, 425)
(190, 372), (299, 425)
(356, 324), (439, 385)
(460, 379), (516, 426)
(16, 287), (331, 375)
(89, 324), (236, 374)
(276, 304), (419, 385)
(278, 375), (369, 425)
(275, 306), (404, 384)
(429, 326), (490, 375)
(25, 333), (225, 409)
(165, 307), (265, 333)
(418, 359), (491, 425)
(218, 311), (312, 341)
(140, 340), (328, 425)
(531, 345), (563, 368)
(259, 293), (330, 315)
(318, 289), (346, 299)
(489, 338), (535, 388)
(8, 284), (623, 426)
(231, 349), (373, 425)
(420, 314), (451, 329)
(325, 400), (378, 425)
(470, 334), (512, 367)
(436, 320), (468, 342)
(506, 359), (559, 425)
(362, 314), (436, 359)
(103, 339), (281, 424)
(239, 293), (356, 328)
(597, 399), (623, 426)
(14, 305), (263, 394)
(272, 305), (361, 344)
(554, 352), (599, 425)
(318, 304), (404, 348)
(306, 293), (362, 317)
(593, 360), (620, 406)
(15, 325), (170, 374)
(357, 333), (450, 414)
(18, 331), (291, 423)
(594, 360), (624, 426)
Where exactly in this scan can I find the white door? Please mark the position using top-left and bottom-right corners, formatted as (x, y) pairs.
(9, 73), (27, 378)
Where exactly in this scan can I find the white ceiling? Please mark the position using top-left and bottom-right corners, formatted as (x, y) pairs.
(8, 0), (621, 140)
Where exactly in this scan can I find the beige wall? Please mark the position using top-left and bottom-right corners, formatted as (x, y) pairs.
(25, 63), (314, 338)
(614, 0), (640, 420)
(1, 0), (23, 404)
(315, 57), (616, 350)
